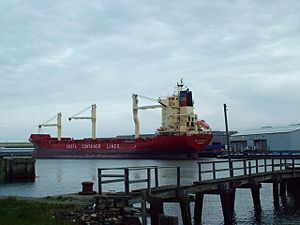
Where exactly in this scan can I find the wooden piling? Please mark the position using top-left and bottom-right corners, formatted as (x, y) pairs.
(250, 184), (262, 214)
(147, 168), (151, 195)
(280, 181), (286, 198)
(150, 196), (164, 225)
(273, 182), (280, 209)
(220, 190), (234, 225)
(155, 167), (159, 187)
(141, 191), (147, 225)
(158, 214), (178, 225)
(179, 196), (192, 225)
(194, 193), (204, 225)
(280, 181), (287, 206)
(243, 160), (247, 175)
(125, 168), (130, 194)
(286, 179), (295, 194)
(231, 188), (236, 210)
(6, 159), (15, 182)
(291, 179), (300, 205)
(198, 162), (202, 181)
(176, 167), (181, 196)
(98, 169), (102, 194)
(2, 157), (35, 183)
(0, 158), (4, 182)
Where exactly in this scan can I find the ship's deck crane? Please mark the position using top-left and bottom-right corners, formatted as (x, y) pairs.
(132, 94), (167, 139)
(68, 104), (97, 140)
(38, 112), (62, 141)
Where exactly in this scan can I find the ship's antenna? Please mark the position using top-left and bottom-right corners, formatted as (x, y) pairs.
(176, 78), (185, 93)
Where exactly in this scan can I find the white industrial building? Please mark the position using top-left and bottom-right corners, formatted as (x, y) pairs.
(230, 124), (300, 153)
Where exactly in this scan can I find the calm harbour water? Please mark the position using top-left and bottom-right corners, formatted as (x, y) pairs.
(1, 157), (300, 225)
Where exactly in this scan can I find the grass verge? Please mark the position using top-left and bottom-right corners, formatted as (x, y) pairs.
(0, 197), (75, 225)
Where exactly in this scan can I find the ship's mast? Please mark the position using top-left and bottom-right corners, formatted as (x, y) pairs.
(69, 104), (97, 140)
(177, 79), (184, 91)
(38, 112), (62, 141)
(176, 78), (187, 95)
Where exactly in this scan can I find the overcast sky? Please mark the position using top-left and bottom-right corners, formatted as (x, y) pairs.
(1, 0), (300, 141)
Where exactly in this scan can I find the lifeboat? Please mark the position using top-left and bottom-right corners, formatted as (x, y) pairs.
(198, 120), (210, 129)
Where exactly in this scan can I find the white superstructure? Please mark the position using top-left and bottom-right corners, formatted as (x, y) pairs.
(133, 80), (210, 138)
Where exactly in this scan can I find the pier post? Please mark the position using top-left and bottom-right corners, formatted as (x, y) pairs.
(141, 191), (147, 225)
(98, 169), (102, 194)
(286, 179), (295, 195)
(291, 179), (300, 205)
(280, 181), (286, 198)
(158, 214), (178, 225)
(6, 159), (15, 182)
(155, 167), (159, 187)
(198, 162), (202, 181)
(231, 188), (236, 210)
(194, 193), (204, 225)
(179, 196), (192, 225)
(2, 157), (35, 183)
(273, 181), (280, 209)
(250, 184), (262, 214)
(147, 168), (152, 195)
(220, 189), (234, 225)
(149, 196), (164, 225)
(176, 167), (181, 196)
(125, 168), (130, 194)
(280, 181), (287, 206)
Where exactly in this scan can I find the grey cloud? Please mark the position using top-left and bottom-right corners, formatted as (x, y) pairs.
(1, 0), (300, 140)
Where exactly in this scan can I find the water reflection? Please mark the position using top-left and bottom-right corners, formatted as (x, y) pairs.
(0, 158), (300, 224)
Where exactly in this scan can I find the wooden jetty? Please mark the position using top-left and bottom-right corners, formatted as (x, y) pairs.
(0, 156), (35, 183)
(97, 158), (300, 225)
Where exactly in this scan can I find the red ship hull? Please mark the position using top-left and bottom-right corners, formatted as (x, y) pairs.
(29, 133), (213, 159)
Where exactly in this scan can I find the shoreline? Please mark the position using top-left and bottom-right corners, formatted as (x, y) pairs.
(0, 193), (142, 225)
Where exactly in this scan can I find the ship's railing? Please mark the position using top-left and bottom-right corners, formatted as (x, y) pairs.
(197, 158), (299, 181)
(98, 166), (181, 195)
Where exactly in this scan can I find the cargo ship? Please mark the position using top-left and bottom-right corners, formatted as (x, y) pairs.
(29, 80), (213, 159)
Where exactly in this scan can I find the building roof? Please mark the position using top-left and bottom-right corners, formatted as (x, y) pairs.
(232, 124), (300, 136)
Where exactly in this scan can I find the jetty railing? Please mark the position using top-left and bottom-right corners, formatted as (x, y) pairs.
(197, 158), (299, 181)
(96, 158), (300, 225)
(98, 159), (300, 195)
(98, 166), (181, 195)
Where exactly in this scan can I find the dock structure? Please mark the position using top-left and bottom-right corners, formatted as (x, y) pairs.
(0, 142), (33, 148)
(0, 142), (33, 157)
(0, 156), (35, 183)
(97, 158), (300, 225)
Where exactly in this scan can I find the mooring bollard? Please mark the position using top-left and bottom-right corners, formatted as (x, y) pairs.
(79, 181), (96, 195)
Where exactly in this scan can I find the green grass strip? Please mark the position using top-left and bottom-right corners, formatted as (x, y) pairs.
(0, 197), (74, 225)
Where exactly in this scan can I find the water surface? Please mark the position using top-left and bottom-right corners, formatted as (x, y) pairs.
(1, 158), (300, 225)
